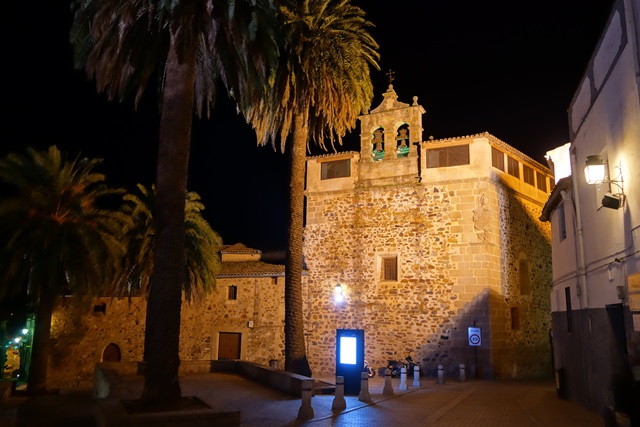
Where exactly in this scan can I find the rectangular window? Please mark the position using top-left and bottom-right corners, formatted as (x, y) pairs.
(565, 287), (572, 334)
(491, 147), (504, 171)
(536, 171), (547, 192)
(511, 307), (520, 330)
(381, 256), (398, 281)
(321, 159), (351, 180)
(523, 165), (535, 186)
(93, 302), (106, 315)
(426, 145), (470, 168)
(558, 202), (566, 241)
(228, 285), (238, 300)
(507, 156), (520, 178)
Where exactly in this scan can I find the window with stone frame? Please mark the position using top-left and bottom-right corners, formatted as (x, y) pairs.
(491, 146), (505, 171)
(523, 164), (535, 186)
(228, 285), (238, 300)
(558, 202), (567, 241)
(380, 255), (398, 281)
(321, 159), (351, 180)
(536, 171), (548, 192)
(511, 307), (521, 330)
(507, 156), (520, 178)
(426, 144), (469, 168)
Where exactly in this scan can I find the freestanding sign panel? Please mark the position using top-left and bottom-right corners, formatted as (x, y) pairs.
(336, 329), (364, 395)
(468, 327), (482, 346)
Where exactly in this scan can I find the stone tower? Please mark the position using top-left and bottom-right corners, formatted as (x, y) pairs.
(304, 86), (554, 379)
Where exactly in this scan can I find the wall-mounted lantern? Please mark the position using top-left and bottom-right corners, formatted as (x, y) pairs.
(584, 154), (625, 210)
(334, 283), (344, 304)
(584, 155), (606, 184)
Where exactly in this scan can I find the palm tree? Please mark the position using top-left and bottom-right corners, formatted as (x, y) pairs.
(243, 0), (379, 375)
(114, 183), (222, 303)
(70, 0), (279, 407)
(0, 145), (128, 394)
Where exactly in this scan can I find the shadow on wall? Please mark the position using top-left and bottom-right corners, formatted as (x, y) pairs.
(417, 286), (552, 381)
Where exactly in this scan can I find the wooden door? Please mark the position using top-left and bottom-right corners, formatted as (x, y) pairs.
(218, 332), (241, 360)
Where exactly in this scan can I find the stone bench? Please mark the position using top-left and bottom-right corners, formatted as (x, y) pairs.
(94, 360), (313, 399)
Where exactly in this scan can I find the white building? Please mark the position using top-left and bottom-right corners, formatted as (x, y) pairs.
(541, 0), (640, 422)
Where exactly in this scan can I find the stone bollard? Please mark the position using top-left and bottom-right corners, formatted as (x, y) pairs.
(399, 366), (408, 391)
(332, 376), (347, 411)
(413, 365), (421, 388)
(437, 364), (445, 385)
(459, 364), (466, 382)
(358, 372), (371, 402)
(297, 379), (315, 420)
(383, 368), (394, 396)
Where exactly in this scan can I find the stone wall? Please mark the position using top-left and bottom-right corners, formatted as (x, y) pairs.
(302, 170), (552, 379)
(47, 275), (285, 390)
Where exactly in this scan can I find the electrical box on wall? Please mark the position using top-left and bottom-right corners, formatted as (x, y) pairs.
(602, 193), (622, 210)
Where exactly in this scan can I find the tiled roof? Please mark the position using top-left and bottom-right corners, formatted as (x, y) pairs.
(220, 243), (262, 254)
(307, 151), (359, 161)
(423, 132), (552, 173)
(217, 261), (285, 278)
(539, 176), (572, 222)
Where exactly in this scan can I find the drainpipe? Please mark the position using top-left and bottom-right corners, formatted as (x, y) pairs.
(570, 146), (591, 408)
(570, 148), (590, 308)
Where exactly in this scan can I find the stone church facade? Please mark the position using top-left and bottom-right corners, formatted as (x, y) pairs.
(301, 85), (554, 379)
(45, 86), (554, 390)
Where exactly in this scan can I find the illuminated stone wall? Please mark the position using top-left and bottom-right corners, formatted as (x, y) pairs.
(303, 116), (553, 379)
(48, 273), (285, 390)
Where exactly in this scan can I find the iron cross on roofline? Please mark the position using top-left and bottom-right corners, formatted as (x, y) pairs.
(386, 69), (395, 85)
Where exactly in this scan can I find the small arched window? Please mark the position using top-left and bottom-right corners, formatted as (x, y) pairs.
(102, 343), (121, 362)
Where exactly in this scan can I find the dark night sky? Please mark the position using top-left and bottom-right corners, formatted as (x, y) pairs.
(4, 0), (614, 252)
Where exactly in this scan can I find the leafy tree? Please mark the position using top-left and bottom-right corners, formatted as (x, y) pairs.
(243, 0), (379, 375)
(0, 145), (128, 394)
(114, 183), (222, 303)
(70, 0), (279, 407)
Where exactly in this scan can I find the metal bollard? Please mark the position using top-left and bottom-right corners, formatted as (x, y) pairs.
(358, 372), (371, 402)
(437, 364), (445, 384)
(332, 375), (347, 411)
(383, 368), (394, 396)
(297, 379), (315, 420)
(399, 366), (408, 391)
(459, 364), (466, 382)
(413, 365), (421, 388)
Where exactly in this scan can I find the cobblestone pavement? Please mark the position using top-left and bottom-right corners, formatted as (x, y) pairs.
(1, 373), (604, 426)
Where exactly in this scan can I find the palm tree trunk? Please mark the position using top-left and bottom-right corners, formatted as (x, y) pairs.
(137, 27), (196, 408)
(26, 288), (54, 394)
(284, 114), (312, 377)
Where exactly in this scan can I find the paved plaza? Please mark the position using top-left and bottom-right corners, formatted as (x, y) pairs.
(1, 372), (604, 426)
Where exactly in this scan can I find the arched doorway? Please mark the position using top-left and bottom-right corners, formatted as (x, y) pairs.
(101, 343), (121, 362)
